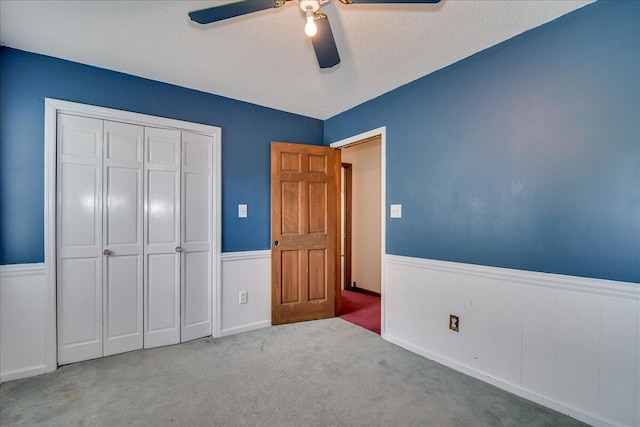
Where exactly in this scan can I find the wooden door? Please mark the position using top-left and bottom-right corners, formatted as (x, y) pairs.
(57, 114), (104, 364)
(180, 131), (213, 342)
(144, 127), (181, 348)
(102, 121), (144, 356)
(271, 142), (340, 325)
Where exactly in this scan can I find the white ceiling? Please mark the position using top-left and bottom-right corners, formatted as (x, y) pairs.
(0, 0), (594, 119)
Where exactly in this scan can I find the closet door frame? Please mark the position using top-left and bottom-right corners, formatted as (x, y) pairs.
(44, 98), (222, 372)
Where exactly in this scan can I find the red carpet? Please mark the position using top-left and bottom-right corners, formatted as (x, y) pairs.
(339, 290), (381, 335)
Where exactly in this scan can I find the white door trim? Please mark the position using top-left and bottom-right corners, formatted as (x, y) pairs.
(44, 98), (222, 371)
(330, 126), (386, 336)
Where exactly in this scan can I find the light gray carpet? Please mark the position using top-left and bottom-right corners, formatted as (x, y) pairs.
(1, 318), (587, 427)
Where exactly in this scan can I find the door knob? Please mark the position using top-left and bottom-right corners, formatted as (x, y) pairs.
(175, 246), (183, 253)
(103, 249), (112, 256)
(274, 240), (279, 246)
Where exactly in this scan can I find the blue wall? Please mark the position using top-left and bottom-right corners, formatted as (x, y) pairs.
(325, 1), (639, 283)
(2, 1), (639, 283)
(0, 47), (323, 264)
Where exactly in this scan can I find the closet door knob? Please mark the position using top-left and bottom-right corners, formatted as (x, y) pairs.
(175, 246), (183, 253)
(103, 249), (112, 256)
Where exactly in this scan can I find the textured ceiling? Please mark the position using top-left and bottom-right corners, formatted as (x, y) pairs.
(0, 0), (595, 119)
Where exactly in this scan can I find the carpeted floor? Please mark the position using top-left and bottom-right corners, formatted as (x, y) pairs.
(339, 289), (381, 334)
(0, 318), (588, 427)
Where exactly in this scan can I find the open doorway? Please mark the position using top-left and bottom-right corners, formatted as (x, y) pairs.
(334, 133), (384, 335)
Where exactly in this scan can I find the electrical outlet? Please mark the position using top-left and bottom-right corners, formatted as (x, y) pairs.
(239, 291), (248, 304)
(449, 314), (459, 332)
(390, 204), (402, 218)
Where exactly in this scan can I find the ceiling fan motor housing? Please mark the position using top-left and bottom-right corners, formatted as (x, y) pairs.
(298, 0), (324, 13)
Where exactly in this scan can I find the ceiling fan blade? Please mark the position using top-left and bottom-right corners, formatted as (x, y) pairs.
(311, 16), (341, 69)
(189, 1), (277, 24)
(346, 0), (440, 3)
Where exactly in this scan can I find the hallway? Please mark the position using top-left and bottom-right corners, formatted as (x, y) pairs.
(339, 289), (381, 335)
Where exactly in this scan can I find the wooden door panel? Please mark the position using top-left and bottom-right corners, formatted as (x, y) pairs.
(281, 182), (301, 234)
(308, 182), (327, 233)
(308, 249), (326, 301)
(281, 250), (300, 304)
(281, 152), (301, 172)
(271, 142), (340, 325)
(308, 154), (327, 173)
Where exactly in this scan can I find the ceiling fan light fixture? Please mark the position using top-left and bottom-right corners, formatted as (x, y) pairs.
(304, 9), (318, 37)
(300, 0), (321, 37)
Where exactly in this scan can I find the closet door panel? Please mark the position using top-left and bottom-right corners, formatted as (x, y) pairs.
(147, 254), (179, 330)
(57, 114), (104, 364)
(106, 168), (140, 245)
(184, 251), (211, 327)
(184, 174), (210, 242)
(58, 257), (102, 364)
(103, 121), (144, 356)
(104, 255), (141, 343)
(144, 127), (181, 348)
(181, 132), (213, 342)
(60, 164), (101, 250)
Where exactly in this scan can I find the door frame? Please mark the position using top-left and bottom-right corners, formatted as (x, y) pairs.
(341, 163), (353, 291)
(330, 126), (386, 336)
(43, 98), (222, 372)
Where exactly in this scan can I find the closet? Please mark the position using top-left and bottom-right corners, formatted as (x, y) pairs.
(57, 113), (213, 364)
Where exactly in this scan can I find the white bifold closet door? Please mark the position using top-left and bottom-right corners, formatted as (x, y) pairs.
(102, 121), (144, 357)
(57, 116), (144, 364)
(58, 114), (214, 364)
(144, 129), (214, 346)
(144, 127), (181, 348)
(181, 131), (213, 342)
(57, 114), (104, 364)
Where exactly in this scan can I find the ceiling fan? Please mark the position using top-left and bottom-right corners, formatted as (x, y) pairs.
(189, 0), (441, 69)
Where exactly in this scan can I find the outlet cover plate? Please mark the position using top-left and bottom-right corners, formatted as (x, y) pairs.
(239, 291), (248, 304)
(449, 314), (459, 332)
(390, 204), (402, 218)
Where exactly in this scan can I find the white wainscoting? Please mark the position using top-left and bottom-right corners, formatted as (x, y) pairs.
(220, 250), (271, 336)
(0, 263), (56, 383)
(383, 255), (640, 427)
(4, 252), (637, 427)
(1, 251), (271, 383)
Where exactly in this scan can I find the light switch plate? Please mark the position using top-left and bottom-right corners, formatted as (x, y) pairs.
(238, 204), (248, 218)
(390, 204), (402, 218)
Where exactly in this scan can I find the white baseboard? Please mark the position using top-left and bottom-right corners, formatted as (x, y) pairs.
(219, 320), (271, 337)
(1, 364), (49, 384)
(383, 255), (639, 427)
(383, 333), (619, 427)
